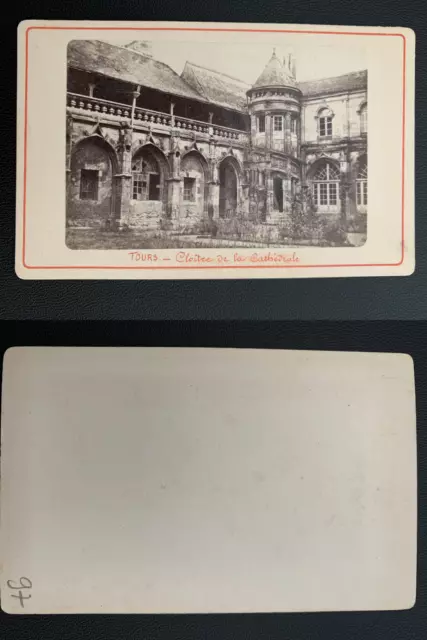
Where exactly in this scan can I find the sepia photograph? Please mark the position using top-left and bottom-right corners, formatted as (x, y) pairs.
(65, 38), (368, 251)
(16, 22), (413, 279)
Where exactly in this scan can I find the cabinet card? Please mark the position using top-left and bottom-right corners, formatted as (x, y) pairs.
(0, 347), (417, 613)
(16, 21), (414, 279)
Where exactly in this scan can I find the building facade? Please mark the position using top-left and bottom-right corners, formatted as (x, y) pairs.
(66, 40), (367, 237)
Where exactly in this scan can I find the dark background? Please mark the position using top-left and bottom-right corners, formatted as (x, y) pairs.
(1, 0), (426, 638)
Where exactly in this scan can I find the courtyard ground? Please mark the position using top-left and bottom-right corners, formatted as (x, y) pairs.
(65, 228), (300, 250)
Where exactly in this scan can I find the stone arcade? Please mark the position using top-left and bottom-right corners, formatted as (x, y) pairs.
(66, 40), (367, 235)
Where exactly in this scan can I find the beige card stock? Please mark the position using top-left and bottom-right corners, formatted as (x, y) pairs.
(16, 21), (415, 279)
(0, 347), (417, 613)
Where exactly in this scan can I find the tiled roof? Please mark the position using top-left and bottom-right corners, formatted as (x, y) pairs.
(67, 40), (207, 102)
(252, 51), (298, 90)
(181, 62), (251, 112)
(300, 70), (367, 97)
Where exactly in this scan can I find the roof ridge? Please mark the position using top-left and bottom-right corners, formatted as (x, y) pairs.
(300, 69), (367, 84)
(185, 61), (251, 86)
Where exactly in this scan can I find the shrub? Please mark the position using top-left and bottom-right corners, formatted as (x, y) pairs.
(159, 218), (174, 232)
(198, 218), (218, 237)
(324, 223), (350, 246)
(347, 213), (367, 234)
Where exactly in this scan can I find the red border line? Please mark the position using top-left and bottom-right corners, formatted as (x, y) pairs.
(21, 26), (407, 270)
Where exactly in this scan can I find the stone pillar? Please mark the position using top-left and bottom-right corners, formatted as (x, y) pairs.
(283, 175), (292, 214)
(265, 168), (274, 217)
(340, 147), (352, 226)
(250, 114), (257, 139)
(88, 83), (96, 98)
(297, 112), (302, 157)
(208, 181), (220, 220)
(167, 178), (182, 222)
(170, 102), (175, 127)
(114, 174), (132, 226)
(284, 112), (292, 155)
(167, 144), (182, 221)
(265, 112), (272, 149)
(241, 168), (250, 216)
(115, 125), (133, 226)
(345, 94), (350, 138)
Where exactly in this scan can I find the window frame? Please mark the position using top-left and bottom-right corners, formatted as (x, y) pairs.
(79, 169), (99, 201)
(132, 172), (148, 201)
(312, 162), (340, 212)
(273, 115), (283, 132)
(257, 115), (265, 133)
(183, 176), (196, 202)
(356, 159), (368, 208)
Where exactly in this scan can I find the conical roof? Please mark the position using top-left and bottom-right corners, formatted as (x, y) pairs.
(252, 50), (298, 89)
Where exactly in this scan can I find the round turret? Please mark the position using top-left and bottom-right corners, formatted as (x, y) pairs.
(247, 50), (301, 155)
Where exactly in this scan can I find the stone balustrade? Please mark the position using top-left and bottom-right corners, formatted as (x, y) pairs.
(67, 93), (247, 143)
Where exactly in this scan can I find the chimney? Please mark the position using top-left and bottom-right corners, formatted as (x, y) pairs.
(124, 41), (153, 58)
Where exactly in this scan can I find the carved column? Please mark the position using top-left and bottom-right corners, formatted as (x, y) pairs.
(265, 167), (274, 217)
(284, 112), (292, 155)
(339, 145), (352, 227)
(208, 163), (220, 220)
(114, 125), (133, 226)
(167, 144), (182, 222)
(250, 114), (257, 143)
(283, 175), (292, 214)
(265, 112), (272, 150)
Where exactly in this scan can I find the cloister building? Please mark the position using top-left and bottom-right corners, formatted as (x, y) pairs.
(66, 39), (367, 233)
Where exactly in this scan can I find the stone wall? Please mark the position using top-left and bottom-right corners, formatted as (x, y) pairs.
(302, 90), (367, 143)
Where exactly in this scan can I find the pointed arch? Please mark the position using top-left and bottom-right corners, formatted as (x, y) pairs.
(182, 149), (209, 175)
(181, 149), (209, 213)
(307, 158), (341, 213)
(131, 143), (169, 204)
(68, 135), (119, 227)
(72, 134), (119, 173)
(218, 155), (241, 218)
(217, 153), (243, 178)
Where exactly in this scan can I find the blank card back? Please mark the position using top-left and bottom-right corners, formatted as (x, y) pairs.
(0, 347), (417, 614)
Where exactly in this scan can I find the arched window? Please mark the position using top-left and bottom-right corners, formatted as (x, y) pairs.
(318, 107), (333, 138)
(312, 161), (340, 211)
(360, 103), (367, 134)
(132, 150), (161, 201)
(356, 158), (367, 209)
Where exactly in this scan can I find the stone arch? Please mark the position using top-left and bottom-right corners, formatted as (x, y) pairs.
(131, 143), (169, 206)
(306, 156), (340, 180)
(68, 135), (119, 227)
(218, 155), (241, 218)
(181, 150), (209, 214)
(357, 99), (367, 114)
(307, 157), (341, 214)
